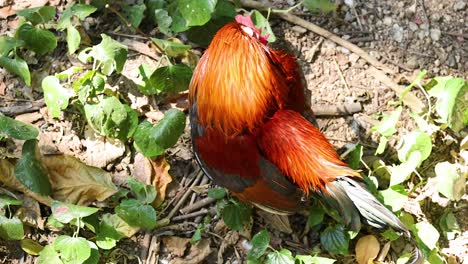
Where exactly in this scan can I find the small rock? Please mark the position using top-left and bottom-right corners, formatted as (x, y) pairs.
(291, 25), (307, 34)
(349, 53), (360, 63)
(392, 24), (404, 42)
(383, 16), (392, 25)
(454, 1), (466, 11)
(369, 51), (381, 60)
(446, 54), (457, 68)
(408, 22), (418, 31)
(434, 59), (441, 66)
(430, 28), (441, 41)
(344, 11), (354, 21)
(406, 56), (419, 69)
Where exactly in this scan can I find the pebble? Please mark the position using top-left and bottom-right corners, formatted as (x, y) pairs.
(406, 56), (419, 69)
(446, 54), (457, 68)
(383, 16), (392, 26)
(348, 53), (360, 63)
(408, 22), (418, 31)
(454, 1), (466, 11)
(291, 25), (307, 34)
(392, 24), (404, 42)
(430, 28), (441, 41)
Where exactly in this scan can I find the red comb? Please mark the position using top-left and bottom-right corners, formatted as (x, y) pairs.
(235, 14), (255, 28)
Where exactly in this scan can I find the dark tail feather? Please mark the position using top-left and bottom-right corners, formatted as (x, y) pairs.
(319, 177), (424, 263)
(320, 177), (409, 235)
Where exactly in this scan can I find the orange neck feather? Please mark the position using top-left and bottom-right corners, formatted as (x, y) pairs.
(189, 23), (289, 137)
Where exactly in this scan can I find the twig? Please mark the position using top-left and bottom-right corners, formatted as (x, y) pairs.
(139, 232), (151, 262)
(312, 102), (362, 116)
(180, 197), (217, 214)
(172, 208), (215, 221)
(166, 169), (204, 220)
(236, 0), (395, 74)
(0, 99), (45, 116)
(333, 58), (351, 94)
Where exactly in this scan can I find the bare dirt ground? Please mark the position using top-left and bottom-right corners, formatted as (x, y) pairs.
(0, 0), (467, 263)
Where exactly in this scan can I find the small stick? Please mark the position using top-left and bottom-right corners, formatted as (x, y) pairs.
(180, 197), (217, 214)
(166, 169), (204, 220)
(172, 208), (215, 221)
(312, 102), (362, 116)
(333, 58), (351, 94)
(0, 99), (45, 116)
(139, 232), (151, 262)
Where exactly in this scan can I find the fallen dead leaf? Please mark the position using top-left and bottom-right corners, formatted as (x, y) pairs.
(15, 196), (44, 230)
(15, 112), (43, 124)
(150, 156), (172, 207)
(0, 159), (53, 206)
(133, 153), (153, 184)
(257, 211), (293, 234)
(41, 155), (118, 205)
(162, 236), (190, 257)
(355, 235), (380, 264)
(218, 231), (239, 264)
(0, 6), (15, 19)
(172, 239), (211, 264)
(81, 126), (125, 168)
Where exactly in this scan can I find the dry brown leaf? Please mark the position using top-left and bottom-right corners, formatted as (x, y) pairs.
(81, 126), (125, 168)
(172, 239), (211, 264)
(41, 155), (118, 205)
(355, 235), (380, 264)
(0, 159), (53, 206)
(15, 196), (44, 230)
(133, 153), (153, 184)
(0, 5), (15, 18)
(150, 156), (172, 207)
(162, 236), (190, 257)
(257, 211), (293, 234)
(217, 231), (239, 264)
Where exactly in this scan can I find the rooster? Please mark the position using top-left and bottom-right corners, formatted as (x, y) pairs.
(189, 14), (419, 259)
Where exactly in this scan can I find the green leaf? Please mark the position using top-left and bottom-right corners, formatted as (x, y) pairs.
(396, 253), (412, 264)
(37, 245), (63, 264)
(379, 185), (408, 212)
(74, 70), (106, 103)
(296, 255), (336, 264)
(151, 38), (191, 57)
(375, 136), (388, 155)
(320, 225), (349, 255)
(66, 26), (81, 54)
(20, 238), (44, 256)
(144, 64), (192, 95)
(307, 205), (325, 227)
(439, 210), (461, 240)
(435, 161), (465, 201)
(0, 56), (31, 85)
(177, 0), (217, 26)
(84, 96), (138, 140)
(54, 235), (91, 264)
(428, 77), (468, 132)
(389, 151), (421, 186)
(212, 0), (236, 19)
(190, 223), (204, 244)
(15, 139), (51, 195)
(265, 248), (295, 264)
(371, 107), (402, 137)
(0, 36), (24, 56)
(221, 200), (252, 231)
(248, 229), (270, 260)
(186, 16), (232, 46)
(51, 201), (99, 224)
(133, 109), (186, 158)
(0, 114), (38, 140)
(154, 9), (173, 36)
(0, 215), (24, 240)
(127, 178), (157, 204)
(251, 10), (276, 43)
(414, 221), (439, 250)
(90, 34), (128, 75)
(303, 0), (337, 13)
(0, 194), (23, 208)
(16, 6), (56, 25)
(42, 76), (72, 118)
(207, 188), (227, 199)
(346, 144), (363, 170)
(16, 24), (57, 55)
(397, 130), (432, 164)
(96, 215), (123, 249)
(167, 3), (190, 33)
(122, 4), (146, 29)
(58, 4), (97, 30)
(400, 70), (427, 100)
(381, 228), (400, 241)
(115, 199), (157, 229)
(83, 240), (99, 264)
